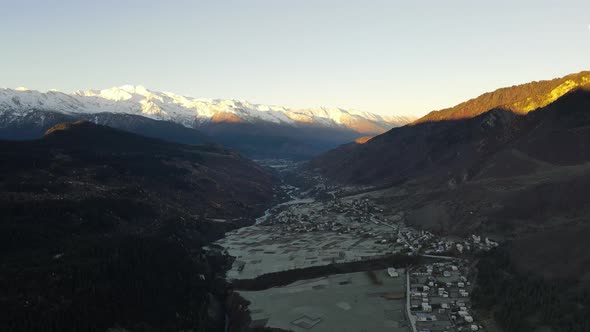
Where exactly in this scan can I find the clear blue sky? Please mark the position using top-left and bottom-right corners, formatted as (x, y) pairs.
(1, 0), (589, 116)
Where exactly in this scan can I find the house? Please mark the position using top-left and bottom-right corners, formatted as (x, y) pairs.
(415, 312), (436, 322)
(472, 235), (481, 243)
(387, 267), (399, 277)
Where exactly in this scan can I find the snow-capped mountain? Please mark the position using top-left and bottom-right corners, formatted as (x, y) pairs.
(0, 85), (415, 159)
(0, 85), (414, 134)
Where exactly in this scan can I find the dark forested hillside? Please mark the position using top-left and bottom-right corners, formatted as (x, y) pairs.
(0, 121), (276, 331)
(0, 110), (211, 145)
(473, 245), (590, 332)
(312, 85), (590, 186)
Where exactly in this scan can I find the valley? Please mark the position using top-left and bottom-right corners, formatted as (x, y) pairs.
(218, 160), (497, 332)
(4, 2), (590, 331)
(1, 72), (589, 332)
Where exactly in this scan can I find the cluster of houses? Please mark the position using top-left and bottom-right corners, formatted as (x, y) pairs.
(326, 198), (382, 217)
(268, 194), (499, 266)
(421, 234), (499, 256)
(396, 229), (435, 253)
(409, 262), (484, 332)
(269, 198), (394, 237)
(278, 220), (360, 234)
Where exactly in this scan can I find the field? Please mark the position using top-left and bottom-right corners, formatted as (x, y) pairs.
(218, 223), (404, 280)
(239, 270), (410, 332)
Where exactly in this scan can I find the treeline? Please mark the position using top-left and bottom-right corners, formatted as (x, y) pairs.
(472, 246), (590, 332)
(0, 194), (231, 331)
(233, 253), (419, 291)
(0, 235), (228, 332)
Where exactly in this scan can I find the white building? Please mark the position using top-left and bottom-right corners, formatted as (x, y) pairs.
(387, 267), (399, 278)
(421, 303), (432, 312)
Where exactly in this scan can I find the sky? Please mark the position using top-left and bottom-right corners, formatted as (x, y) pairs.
(1, 0), (589, 117)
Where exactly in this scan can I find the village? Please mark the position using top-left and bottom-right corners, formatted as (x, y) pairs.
(408, 261), (482, 332)
(216, 160), (499, 332)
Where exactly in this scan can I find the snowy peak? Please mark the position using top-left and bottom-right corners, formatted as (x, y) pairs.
(75, 85), (160, 102)
(0, 86), (415, 134)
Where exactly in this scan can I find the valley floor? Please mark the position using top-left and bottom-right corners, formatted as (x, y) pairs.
(216, 160), (497, 332)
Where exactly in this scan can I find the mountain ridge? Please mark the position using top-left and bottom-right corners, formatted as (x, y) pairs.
(310, 72), (590, 241)
(312, 83), (590, 185)
(415, 70), (590, 124)
(0, 85), (414, 135)
(0, 85), (415, 159)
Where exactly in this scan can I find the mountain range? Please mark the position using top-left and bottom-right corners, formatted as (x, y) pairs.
(0, 86), (414, 159)
(312, 70), (590, 185)
(3, 70), (590, 332)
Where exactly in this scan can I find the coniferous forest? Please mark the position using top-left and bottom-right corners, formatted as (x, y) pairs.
(473, 246), (590, 332)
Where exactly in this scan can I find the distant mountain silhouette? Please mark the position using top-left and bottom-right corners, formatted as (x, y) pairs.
(0, 109), (375, 159)
(0, 110), (210, 145)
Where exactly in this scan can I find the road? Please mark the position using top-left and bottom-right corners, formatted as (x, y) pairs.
(405, 270), (418, 332)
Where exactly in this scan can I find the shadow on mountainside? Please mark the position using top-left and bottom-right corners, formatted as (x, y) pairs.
(312, 87), (590, 280)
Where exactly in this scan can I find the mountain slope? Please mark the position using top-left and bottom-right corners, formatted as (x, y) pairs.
(0, 86), (414, 158)
(311, 72), (590, 239)
(312, 71), (590, 185)
(0, 121), (276, 331)
(416, 70), (590, 123)
(0, 109), (210, 145)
